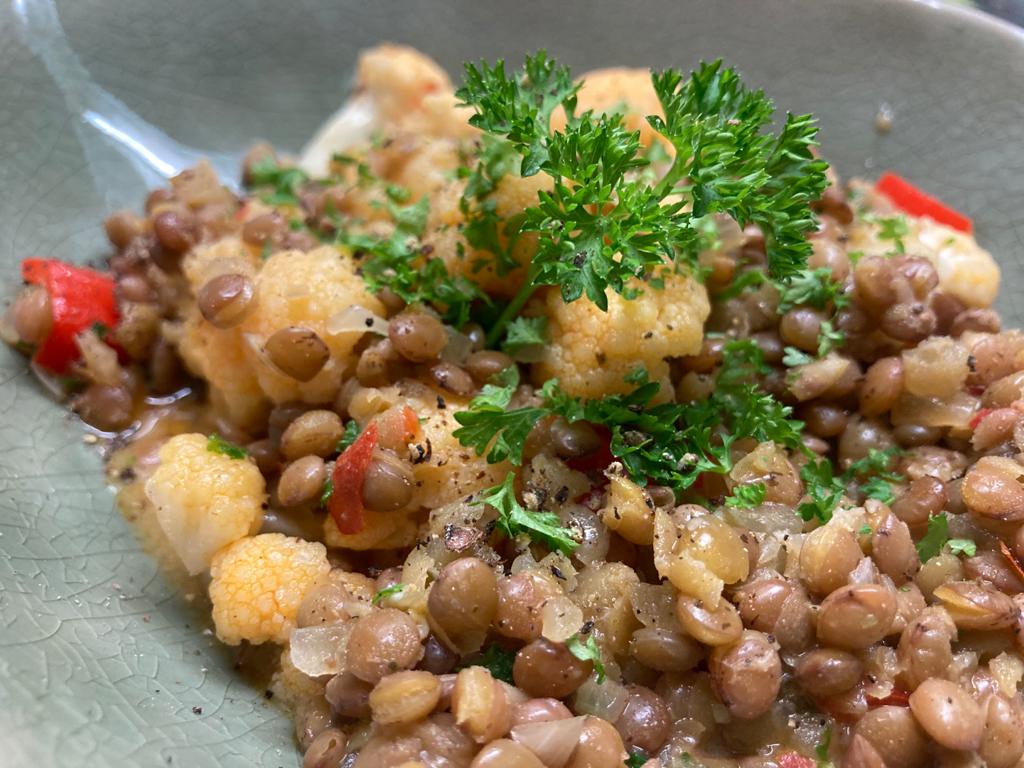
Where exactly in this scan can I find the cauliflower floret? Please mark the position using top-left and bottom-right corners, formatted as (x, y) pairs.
(424, 173), (550, 299)
(144, 433), (265, 575)
(209, 533), (330, 645)
(535, 269), (710, 399)
(269, 647), (327, 709)
(238, 246), (385, 405)
(178, 244), (385, 424)
(322, 385), (509, 550)
(412, 393), (511, 508)
(554, 67), (665, 147)
(356, 44), (453, 126)
(176, 239), (267, 428)
(847, 180), (999, 308)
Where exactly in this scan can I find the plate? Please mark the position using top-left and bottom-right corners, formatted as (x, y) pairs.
(3, 0), (1024, 764)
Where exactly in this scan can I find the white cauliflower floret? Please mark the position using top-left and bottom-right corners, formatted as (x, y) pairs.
(847, 181), (1000, 308)
(356, 44), (453, 127)
(144, 433), (265, 575)
(176, 239), (267, 429)
(322, 385), (509, 551)
(177, 244), (385, 426)
(535, 269), (710, 399)
(209, 533), (330, 645)
(239, 246), (385, 405)
(411, 393), (511, 509)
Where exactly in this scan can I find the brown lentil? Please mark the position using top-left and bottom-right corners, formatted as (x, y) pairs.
(361, 452), (415, 511)
(388, 312), (447, 362)
(347, 609), (424, 684)
(465, 350), (513, 383)
(302, 727), (348, 768)
(278, 455), (328, 508)
(197, 273), (255, 328)
(280, 410), (344, 461)
(265, 327), (330, 382)
(512, 638), (591, 698)
(11, 285), (53, 346)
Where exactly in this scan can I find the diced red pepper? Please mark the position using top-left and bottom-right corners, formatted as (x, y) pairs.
(999, 540), (1024, 583)
(867, 688), (910, 708)
(969, 408), (993, 431)
(776, 751), (816, 768)
(875, 172), (973, 234)
(21, 258), (120, 374)
(328, 422), (379, 535)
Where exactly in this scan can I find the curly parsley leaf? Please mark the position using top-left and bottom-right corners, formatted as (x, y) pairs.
(346, 226), (487, 327)
(947, 538), (977, 557)
(776, 267), (849, 313)
(476, 471), (578, 555)
(207, 434), (248, 460)
(336, 421), (360, 453)
(798, 457), (846, 523)
(502, 316), (548, 358)
(319, 478), (334, 508)
(566, 632), (606, 683)
(916, 513), (949, 561)
(874, 213), (909, 254)
(800, 447), (904, 523)
(783, 346), (814, 368)
(725, 482), (767, 509)
(625, 750), (649, 768)
(452, 367), (548, 465)
(817, 320), (845, 357)
(372, 583), (406, 605)
(458, 53), (827, 342)
(246, 156), (309, 207)
(459, 643), (516, 684)
(649, 63), (828, 279)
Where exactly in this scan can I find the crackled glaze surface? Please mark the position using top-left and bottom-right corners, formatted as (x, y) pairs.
(3, 0), (1024, 765)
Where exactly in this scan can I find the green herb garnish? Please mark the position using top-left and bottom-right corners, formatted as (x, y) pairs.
(476, 471), (578, 555)
(459, 643), (516, 684)
(566, 632), (606, 683)
(336, 421), (360, 453)
(456, 53), (827, 344)
(916, 513), (949, 561)
(372, 583), (406, 605)
(206, 434), (248, 460)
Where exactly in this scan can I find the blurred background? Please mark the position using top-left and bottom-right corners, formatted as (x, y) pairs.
(966, 0), (1024, 24)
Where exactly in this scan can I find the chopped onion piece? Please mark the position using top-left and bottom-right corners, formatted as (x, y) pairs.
(298, 95), (377, 177)
(440, 326), (473, 365)
(540, 597), (583, 643)
(326, 305), (390, 337)
(573, 675), (627, 722)
(510, 716), (586, 768)
(289, 622), (352, 678)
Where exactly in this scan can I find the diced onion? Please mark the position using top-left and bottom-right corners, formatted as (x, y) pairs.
(540, 597), (584, 643)
(510, 717), (586, 768)
(289, 622), (353, 677)
(573, 675), (628, 721)
(326, 305), (390, 337)
(439, 326), (473, 365)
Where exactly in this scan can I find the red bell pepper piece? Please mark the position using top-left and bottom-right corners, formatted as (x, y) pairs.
(969, 408), (993, 431)
(328, 422), (379, 535)
(867, 688), (910, 708)
(777, 752), (816, 768)
(21, 258), (120, 374)
(875, 172), (973, 234)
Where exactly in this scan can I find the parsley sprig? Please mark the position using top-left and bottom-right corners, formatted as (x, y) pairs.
(476, 471), (579, 556)
(799, 447), (904, 523)
(455, 53), (828, 345)
(456, 341), (803, 500)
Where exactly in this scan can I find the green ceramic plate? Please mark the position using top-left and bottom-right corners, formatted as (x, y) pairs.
(3, 0), (1024, 765)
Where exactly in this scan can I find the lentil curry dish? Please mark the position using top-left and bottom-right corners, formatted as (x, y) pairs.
(6, 44), (1023, 768)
